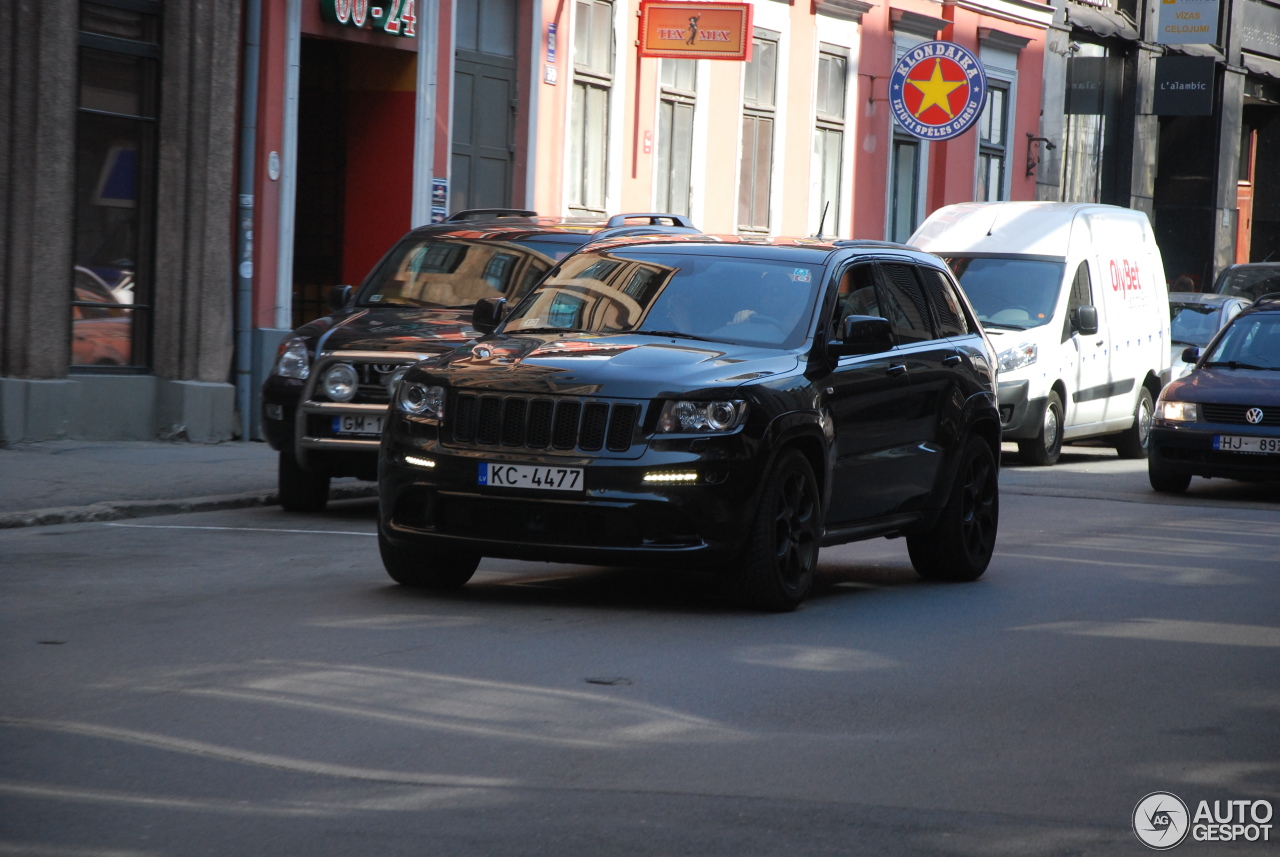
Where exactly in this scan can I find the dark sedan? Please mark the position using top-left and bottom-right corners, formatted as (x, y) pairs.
(1211, 262), (1280, 303)
(1149, 295), (1280, 492)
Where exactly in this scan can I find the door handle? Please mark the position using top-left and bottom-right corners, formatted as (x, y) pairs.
(943, 355), (962, 366)
(887, 364), (908, 377)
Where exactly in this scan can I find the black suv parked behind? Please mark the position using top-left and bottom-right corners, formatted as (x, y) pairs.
(261, 211), (697, 511)
(377, 234), (1002, 610)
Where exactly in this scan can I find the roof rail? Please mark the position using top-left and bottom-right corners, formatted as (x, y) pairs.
(586, 225), (702, 243)
(446, 208), (539, 222)
(605, 212), (696, 229)
(1253, 292), (1280, 305)
(831, 239), (914, 250)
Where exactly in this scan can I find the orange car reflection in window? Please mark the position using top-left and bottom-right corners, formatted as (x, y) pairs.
(72, 266), (132, 366)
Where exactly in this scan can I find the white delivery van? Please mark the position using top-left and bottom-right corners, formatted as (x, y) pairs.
(910, 202), (1171, 465)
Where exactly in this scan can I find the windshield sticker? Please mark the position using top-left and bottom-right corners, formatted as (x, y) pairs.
(521, 318), (543, 328)
(369, 294), (382, 302)
(791, 269), (812, 283)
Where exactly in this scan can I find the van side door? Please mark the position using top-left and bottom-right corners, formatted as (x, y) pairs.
(1063, 259), (1109, 429)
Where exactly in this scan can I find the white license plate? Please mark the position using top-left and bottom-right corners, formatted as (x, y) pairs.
(332, 415), (383, 435)
(1213, 434), (1280, 454)
(479, 463), (583, 491)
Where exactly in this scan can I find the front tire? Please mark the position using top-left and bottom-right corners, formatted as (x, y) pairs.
(278, 451), (330, 512)
(908, 436), (999, 582)
(723, 449), (821, 612)
(1017, 391), (1064, 466)
(1148, 447), (1191, 494)
(1115, 387), (1155, 459)
(378, 531), (480, 589)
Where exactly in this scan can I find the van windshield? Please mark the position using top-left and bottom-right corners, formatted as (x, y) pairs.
(942, 256), (1065, 331)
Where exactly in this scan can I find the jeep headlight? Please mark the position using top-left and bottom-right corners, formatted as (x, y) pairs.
(657, 400), (747, 434)
(274, 336), (311, 380)
(399, 382), (446, 420)
(997, 342), (1038, 373)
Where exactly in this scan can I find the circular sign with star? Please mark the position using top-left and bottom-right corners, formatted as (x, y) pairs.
(889, 41), (988, 141)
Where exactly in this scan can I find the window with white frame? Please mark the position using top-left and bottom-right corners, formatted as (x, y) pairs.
(570, 0), (614, 212)
(738, 30), (778, 232)
(977, 84), (1009, 201)
(889, 135), (921, 243)
(813, 46), (847, 236)
(657, 59), (696, 217)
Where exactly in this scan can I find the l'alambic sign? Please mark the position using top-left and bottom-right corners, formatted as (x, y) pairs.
(638, 1), (753, 61)
(889, 41), (988, 141)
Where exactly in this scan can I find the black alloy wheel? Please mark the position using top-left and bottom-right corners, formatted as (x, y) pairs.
(908, 436), (999, 581)
(378, 530), (480, 589)
(277, 451), (331, 513)
(1147, 446), (1192, 494)
(728, 448), (821, 611)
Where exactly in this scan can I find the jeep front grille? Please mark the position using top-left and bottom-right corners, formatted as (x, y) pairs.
(450, 393), (641, 453)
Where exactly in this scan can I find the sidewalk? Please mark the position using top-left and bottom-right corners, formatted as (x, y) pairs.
(0, 440), (376, 529)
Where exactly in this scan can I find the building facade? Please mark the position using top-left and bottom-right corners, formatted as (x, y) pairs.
(2, 0), (242, 442)
(1037, 0), (1280, 288)
(2, 0), (1053, 443)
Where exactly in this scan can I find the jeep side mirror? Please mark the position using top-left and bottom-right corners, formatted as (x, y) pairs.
(829, 315), (895, 357)
(1072, 304), (1099, 336)
(327, 284), (353, 312)
(472, 297), (507, 335)
(1181, 346), (1201, 364)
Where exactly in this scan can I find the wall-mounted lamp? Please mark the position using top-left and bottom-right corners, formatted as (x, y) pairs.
(1026, 134), (1056, 177)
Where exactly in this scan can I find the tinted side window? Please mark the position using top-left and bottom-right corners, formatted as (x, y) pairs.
(879, 263), (936, 343)
(918, 266), (973, 337)
(830, 263), (881, 334)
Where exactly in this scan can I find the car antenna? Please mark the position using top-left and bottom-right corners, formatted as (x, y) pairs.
(814, 201), (830, 238)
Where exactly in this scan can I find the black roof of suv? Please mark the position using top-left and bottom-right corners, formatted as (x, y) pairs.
(260, 211), (698, 512)
(376, 234), (1003, 610)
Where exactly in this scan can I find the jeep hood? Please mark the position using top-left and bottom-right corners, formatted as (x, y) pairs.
(313, 307), (475, 354)
(431, 332), (802, 398)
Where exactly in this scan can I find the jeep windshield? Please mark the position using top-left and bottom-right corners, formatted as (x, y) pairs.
(501, 247), (825, 350)
(943, 256), (1065, 331)
(358, 235), (582, 309)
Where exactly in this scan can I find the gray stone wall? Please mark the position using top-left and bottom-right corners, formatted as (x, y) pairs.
(0, 0), (243, 443)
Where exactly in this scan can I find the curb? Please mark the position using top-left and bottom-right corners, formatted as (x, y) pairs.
(0, 483), (379, 530)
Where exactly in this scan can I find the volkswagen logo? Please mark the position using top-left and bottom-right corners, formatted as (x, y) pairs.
(1246, 407), (1264, 425)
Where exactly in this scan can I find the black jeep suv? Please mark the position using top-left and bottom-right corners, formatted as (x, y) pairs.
(377, 234), (1001, 610)
(261, 211), (697, 511)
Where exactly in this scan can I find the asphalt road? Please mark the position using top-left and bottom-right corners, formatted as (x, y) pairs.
(2, 447), (1278, 856)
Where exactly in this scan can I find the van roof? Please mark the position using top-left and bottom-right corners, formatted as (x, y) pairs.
(909, 202), (1150, 257)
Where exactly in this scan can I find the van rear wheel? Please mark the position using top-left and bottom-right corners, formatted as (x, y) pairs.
(1115, 387), (1154, 459)
(1018, 391), (1063, 466)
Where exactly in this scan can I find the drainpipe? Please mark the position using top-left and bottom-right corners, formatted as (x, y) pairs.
(235, 0), (263, 441)
(412, 0), (440, 226)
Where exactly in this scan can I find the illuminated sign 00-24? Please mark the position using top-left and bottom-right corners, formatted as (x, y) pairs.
(320, 0), (417, 37)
